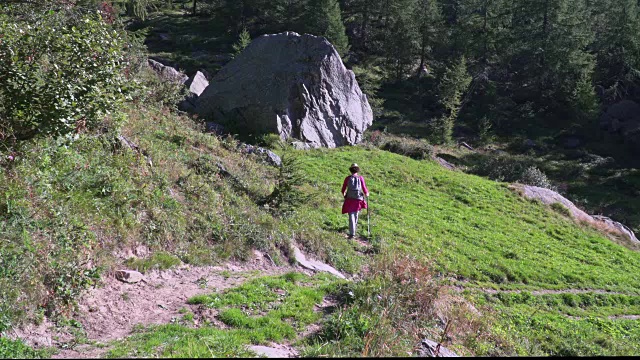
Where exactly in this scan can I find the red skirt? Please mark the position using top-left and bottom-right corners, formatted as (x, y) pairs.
(342, 198), (367, 214)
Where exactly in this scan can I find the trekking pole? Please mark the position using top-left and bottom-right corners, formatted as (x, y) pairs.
(367, 195), (371, 238)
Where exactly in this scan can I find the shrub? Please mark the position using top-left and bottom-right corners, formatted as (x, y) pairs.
(0, 8), (130, 142)
(381, 138), (434, 160)
(519, 166), (556, 191)
(131, 55), (188, 110)
(260, 154), (312, 217)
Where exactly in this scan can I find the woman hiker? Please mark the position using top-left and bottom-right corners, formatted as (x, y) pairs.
(341, 163), (369, 239)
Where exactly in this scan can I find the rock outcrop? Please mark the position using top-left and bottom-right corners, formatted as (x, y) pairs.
(417, 339), (459, 357)
(195, 32), (373, 148)
(600, 100), (640, 153)
(147, 59), (188, 84)
(180, 71), (210, 112)
(511, 184), (639, 245)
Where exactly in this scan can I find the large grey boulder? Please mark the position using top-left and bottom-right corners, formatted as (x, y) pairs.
(600, 100), (640, 152)
(195, 32), (373, 148)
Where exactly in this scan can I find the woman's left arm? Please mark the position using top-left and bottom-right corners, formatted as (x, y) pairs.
(361, 176), (369, 196)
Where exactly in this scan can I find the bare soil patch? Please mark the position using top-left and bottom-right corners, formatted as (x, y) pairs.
(13, 250), (309, 358)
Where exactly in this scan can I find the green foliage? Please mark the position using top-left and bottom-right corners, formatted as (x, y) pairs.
(0, 338), (48, 359)
(471, 153), (557, 190)
(352, 65), (385, 117)
(380, 137), (434, 160)
(132, 66), (190, 110)
(303, 0), (350, 56)
(431, 56), (472, 144)
(106, 324), (255, 358)
(0, 9), (130, 143)
(484, 291), (640, 356)
(231, 27), (251, 58)
(519, 166), (556, 191)
(260, 154), (312, 217)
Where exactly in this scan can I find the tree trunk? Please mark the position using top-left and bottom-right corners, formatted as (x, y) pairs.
(192, 0), (197, 16)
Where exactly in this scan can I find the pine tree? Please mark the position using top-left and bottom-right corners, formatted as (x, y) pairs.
(591, 0), (640, 102)
(232, 27), (252, 57)
(303, 0), (350, 57)
(414, 0), (443, 72)
(505, 0), (595, 116)
(381, 0), (419, 80)
(432, 56), (472, 144)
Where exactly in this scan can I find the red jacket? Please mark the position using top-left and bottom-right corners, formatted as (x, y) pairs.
(341, 175), (369, 214)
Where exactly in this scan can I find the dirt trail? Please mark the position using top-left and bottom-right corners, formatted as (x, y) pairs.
(14, 250), (307, 358)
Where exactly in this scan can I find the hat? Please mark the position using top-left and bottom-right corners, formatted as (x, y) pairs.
(349, 163), (360, 172)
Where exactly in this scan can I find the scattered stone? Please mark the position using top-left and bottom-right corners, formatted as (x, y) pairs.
(418, 339), (459, 357)
(239, 144), (282, 167)
(514, 184), (594, 223)
(186, 71), (209, 97)
(291, 141), (311, 150)
(180, 71), (210, 112)
(147, 59), (188, 84)
(248, 345), (297, 358)
(158, 33), (171, 41)
(216, 162), (230, 177)
(293, 245), (346, 280)
(436, 157), (456, 170)
(115, 270), (145, 284)
(195, 32), (373, 148)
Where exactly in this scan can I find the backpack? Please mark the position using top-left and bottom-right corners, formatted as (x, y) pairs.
(346, 175), (364, 200)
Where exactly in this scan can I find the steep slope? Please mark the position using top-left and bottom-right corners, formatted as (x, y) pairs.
(3, 107), (640, 357)
(295, 147), (640, 355)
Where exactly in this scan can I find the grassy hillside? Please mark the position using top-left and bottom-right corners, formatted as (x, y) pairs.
(297, 147), (640, 292)
(293, 147), (640, 356)
(3, 105), (640, 356)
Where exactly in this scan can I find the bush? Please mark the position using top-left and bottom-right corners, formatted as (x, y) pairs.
(380, 138), (434, 160)
(0, 8), (130, 142)
(134, 65), (189, 109)
(519, 166), (556, 191)
(259, 154), (311, 216)
(470, 155), (555, 190)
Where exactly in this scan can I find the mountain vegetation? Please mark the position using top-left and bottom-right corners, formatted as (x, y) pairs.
(1, 0), (640, 358)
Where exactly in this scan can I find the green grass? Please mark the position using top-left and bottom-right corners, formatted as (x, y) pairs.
(106, 324), (255, 358)
(296, 147), (640, 293)
(478, 297), (640, 356)
(0, 338), (51, 359)
(106, 272), (343, 357)
(290, 146), (640, 356)
(124, 251), (182, 273)
(189, 272), (342, 342)
(0, 101), (364, 335)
